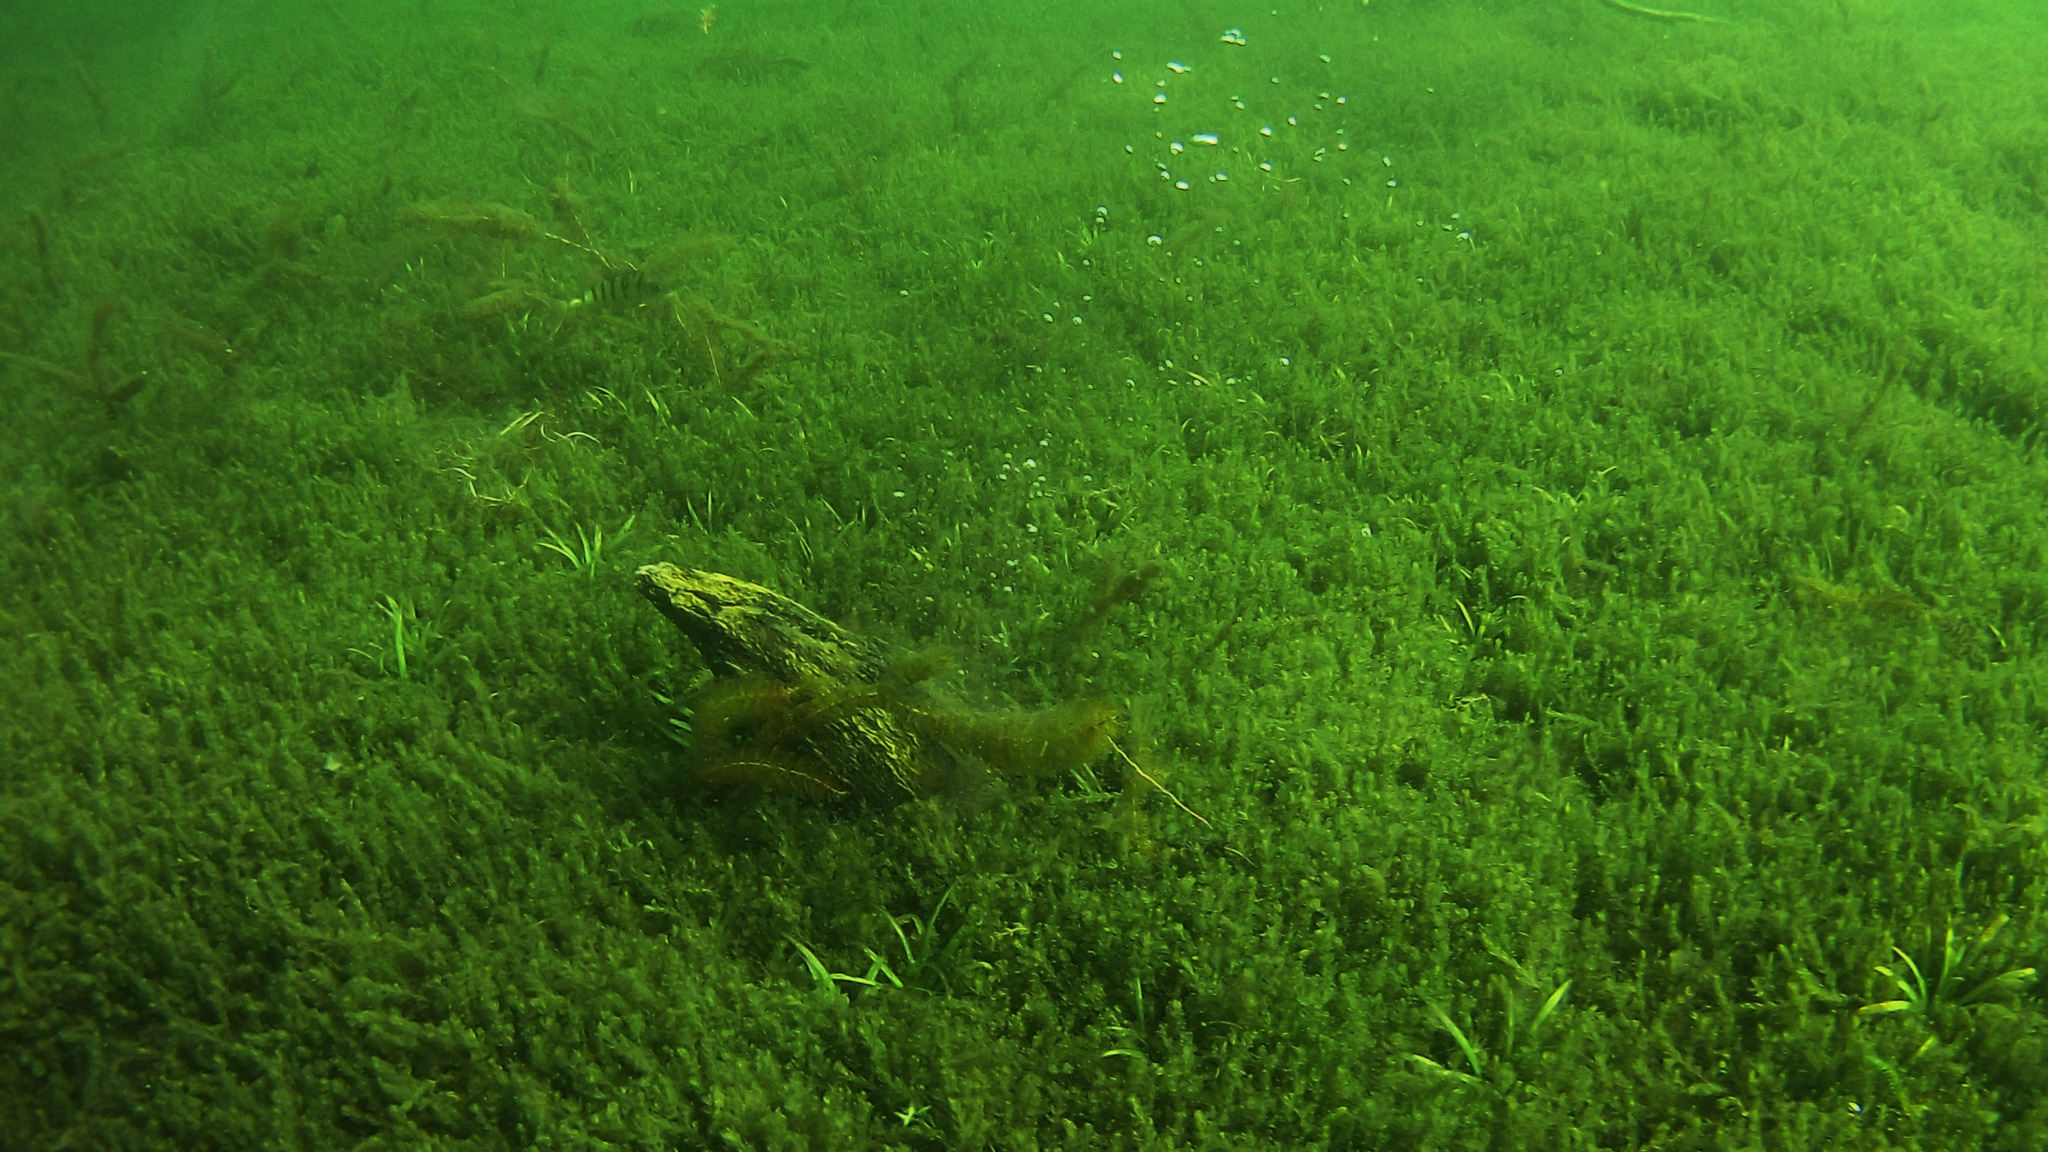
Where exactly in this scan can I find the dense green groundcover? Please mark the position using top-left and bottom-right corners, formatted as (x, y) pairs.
(4, 0), (2047, 1147)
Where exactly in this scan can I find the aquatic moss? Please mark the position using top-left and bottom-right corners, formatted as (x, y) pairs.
(2, 0), (2046, 1148)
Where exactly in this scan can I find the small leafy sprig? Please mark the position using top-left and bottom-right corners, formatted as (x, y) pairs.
(1858, 915), (2037, 1018)
(537, 513), (636, 578)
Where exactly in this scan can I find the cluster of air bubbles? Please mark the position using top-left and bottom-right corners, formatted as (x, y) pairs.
(1098, 32), (1476, 250)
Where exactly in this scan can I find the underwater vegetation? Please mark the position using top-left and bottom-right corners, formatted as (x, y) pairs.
(398, 192), (793, 386)
(2, 0), (2048, 1148)
(0, 295), (147, 413)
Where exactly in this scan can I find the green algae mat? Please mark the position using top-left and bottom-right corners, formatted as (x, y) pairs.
(3, 0), (2046, 1147)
